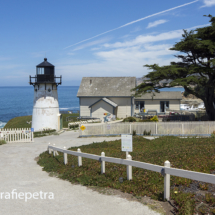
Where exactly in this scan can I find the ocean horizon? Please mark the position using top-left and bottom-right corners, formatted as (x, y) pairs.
(0, 86), (184, 128)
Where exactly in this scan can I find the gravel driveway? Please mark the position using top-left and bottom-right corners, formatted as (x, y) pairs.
(0, 130), (161, 215)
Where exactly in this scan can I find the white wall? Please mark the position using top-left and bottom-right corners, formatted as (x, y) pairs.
(134, 99), (181, 113)
(79, 97), (132, 119)
(32, 84), (60, 131)
(92, 100), (113, 120)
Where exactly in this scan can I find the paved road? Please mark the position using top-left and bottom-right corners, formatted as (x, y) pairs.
(0, 130), (161, 215)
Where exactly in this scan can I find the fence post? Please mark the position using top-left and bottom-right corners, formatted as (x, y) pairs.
(126, 154), (132, 180)
(164, 160), (170, 201)
(155, 123), (157, 135)
(53, 144), (55, 156)
(48, 143), (51, 154)
(77, 148), (82, 167)
(64, 146), (68, 165)
(101, 152), (105, 174)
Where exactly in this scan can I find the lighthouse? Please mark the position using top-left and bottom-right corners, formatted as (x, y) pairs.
(29, 58), (62, 131)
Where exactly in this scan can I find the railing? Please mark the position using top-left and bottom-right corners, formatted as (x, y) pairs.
(48, 144), (215, 201)
(29, 75), (62, 85)
(0, 128), (34, 142)
(79, 121), (215, 137)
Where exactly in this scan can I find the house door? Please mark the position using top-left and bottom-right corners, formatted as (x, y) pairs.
(139, 101), (145, 112)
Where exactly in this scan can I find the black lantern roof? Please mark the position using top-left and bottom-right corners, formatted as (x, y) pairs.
(29, 58), (61, 86)
(36, 58), (54, 67)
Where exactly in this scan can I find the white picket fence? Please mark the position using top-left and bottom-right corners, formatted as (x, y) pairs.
(48, 144), (215, 201)
(79, 121), (215, 136)
(0, 128), (34, 142)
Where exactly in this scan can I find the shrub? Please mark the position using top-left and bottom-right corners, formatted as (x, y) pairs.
(132, 130), (136, 136)
(150, 115), (158, 122)
(123, 117), (136, 122)
(143, 130), (151, 136)
(69, 124), (79, 129)
(0, 140), (6, 145)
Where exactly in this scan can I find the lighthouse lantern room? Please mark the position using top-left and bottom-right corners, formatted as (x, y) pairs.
(29, 58), (62, 131)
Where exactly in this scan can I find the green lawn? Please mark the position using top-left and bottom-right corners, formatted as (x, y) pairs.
(4, 115), (32, 129)
(3, 113), (80, 129)
(38, 136), (215, 214)
(62, 113), (79, 128)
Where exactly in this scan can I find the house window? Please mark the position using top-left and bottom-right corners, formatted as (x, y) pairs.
(135, 101), (145, 112)
(160, 101), (169, 112)
(135, 101), (139, 109)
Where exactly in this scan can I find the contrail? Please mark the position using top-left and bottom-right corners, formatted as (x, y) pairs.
(64, 0), (199, 49)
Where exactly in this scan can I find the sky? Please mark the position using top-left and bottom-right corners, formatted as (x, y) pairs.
(0, 0), (215, 86)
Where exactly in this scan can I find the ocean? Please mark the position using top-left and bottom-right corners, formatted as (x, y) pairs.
(0, 86), (184, 128)
(0, 86), (79, 128)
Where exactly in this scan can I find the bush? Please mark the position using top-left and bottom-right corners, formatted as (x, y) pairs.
(0, 140), (6, 145)
(143, 130), (151, 135)
(123, 117), (136, 122)
(150, 115), (158, 122)
(132, 130), (136, 136)
(69, 124), (79, 129)
(139, 119), (152, 122)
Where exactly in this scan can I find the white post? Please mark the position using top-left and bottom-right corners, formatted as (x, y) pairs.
(63, 146), (68, 165)
(77, 148), (82, 167)
(164, 160), (170, 201)
(101, 152), (105, 174)
(53, 144), (56, 156)
(126, 151), (128, 159)
(48, 143), (51, 154)
(126, 154), (132, 180)
(155, 123), (157, 135)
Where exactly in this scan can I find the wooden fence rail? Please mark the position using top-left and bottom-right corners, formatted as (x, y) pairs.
(47, 144), (215, 201)
(0, 128), (34, 142)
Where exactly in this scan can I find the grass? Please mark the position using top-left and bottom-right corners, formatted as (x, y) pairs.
(4, 115), (32, 129)
(62, 113), (79, 128)
(34, 129), (58, 138)
(0, 140), (6, 145)
(38, 136), (215, 214)
(3, 113), (80, 130)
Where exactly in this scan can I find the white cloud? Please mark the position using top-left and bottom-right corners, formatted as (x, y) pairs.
(201, 0), (215, 7)
(147, 20), (168, 29)
(72, 37), (110, 51)
(103, 29), (183, 49)
(103, 24), (209, 49)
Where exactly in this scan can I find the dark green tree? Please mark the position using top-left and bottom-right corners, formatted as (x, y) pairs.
(132, 15), (215, 120)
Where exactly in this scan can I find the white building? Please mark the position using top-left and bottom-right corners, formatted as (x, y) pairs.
(77, 77), (182, 120)
(77, 77), (136, 120)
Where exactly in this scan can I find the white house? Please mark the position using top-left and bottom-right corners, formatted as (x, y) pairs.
(134, 91), (182, 114)
(77, 77), (136, 120)
(77, 77), (182, 120)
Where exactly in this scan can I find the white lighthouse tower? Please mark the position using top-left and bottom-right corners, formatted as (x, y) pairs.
(30, 58), (62, 131)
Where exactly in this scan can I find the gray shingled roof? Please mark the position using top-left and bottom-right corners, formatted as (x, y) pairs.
(77, 77), (136, 97)
(89, 98), (118, 108)
(135, 91), (182, 100)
